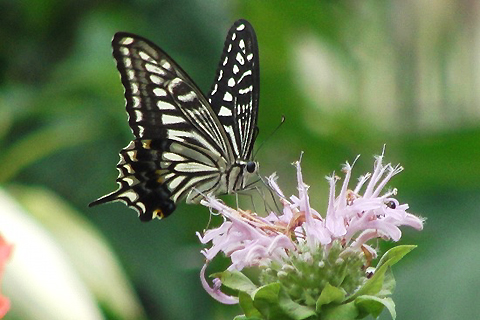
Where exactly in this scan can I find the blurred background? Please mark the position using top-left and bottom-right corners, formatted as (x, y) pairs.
(1, 0), (479, 319)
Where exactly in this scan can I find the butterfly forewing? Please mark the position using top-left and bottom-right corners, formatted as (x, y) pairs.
(113, 33), (231, 158)
(90, 20), (260, 221)
(208, 20), (259, 160)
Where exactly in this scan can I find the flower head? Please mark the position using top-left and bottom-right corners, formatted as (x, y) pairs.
(198, 152), (424, 319)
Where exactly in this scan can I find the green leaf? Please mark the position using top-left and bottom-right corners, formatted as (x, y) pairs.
(253, 283), (316, 320)
(216, 270), (258, 294)
(347, 267), (385, 302)
(239, 291), (262, 318)
(347, 245), (415, 301)
(377, 267), (396, 298)
(355, 295), (396, 319)
(321, 301), (359, 320)
(253, 283), (287, 320)
(376, 245), (416, 270)
(316, 283), (346, 311)
(0, 120), (94, 183)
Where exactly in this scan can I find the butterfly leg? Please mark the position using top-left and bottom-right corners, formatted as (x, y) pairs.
(248, 175), (282, 215)
(235, 191), (258, 213)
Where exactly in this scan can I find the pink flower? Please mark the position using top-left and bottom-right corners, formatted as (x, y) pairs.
(198, 152), (424, 303)
(197, 197), (295, 303)
(0, 235), (13, 318)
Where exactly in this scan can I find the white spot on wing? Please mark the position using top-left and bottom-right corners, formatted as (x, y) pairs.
(177, 91), (197, 102)
(136, 202), (146, 213)
(218, 106), (232, 116)
(139, 51), (154, 62)
(157, 100), (175, 110)
(131, 82), (139, 94)
(134, 110), (143, 121)
(122, 163), (134, 174)
(120, 37), (134, 45)
(175, 162), (216, 173)
(121, 190), (139, 202)
(137, 125), (145, 136)
(168, 129), (193, 141)
(238, 70), (252, 83)
(236, 52), (244, 65)
(146, 63), (165, 75)
(125, 150), (137, 161)
(165, 173), (175, 181)
(223, 92), (233, 102)
(228, 78), (235, 87)
(160, 60), (171, 70)
(239, 86), (253, 94)
(132, 97), (141, 108)
(162, 114), (185, 125)
(150, 74), (163, 84)
(153, 88), (167, 97)
(210, 83), (218, 96)
(163, 152), (186, 161)
(127, 70), (135, 80)
(236, 24), (245, 31)
(123, 177), (136, 186)
(168, 176), (184, 191)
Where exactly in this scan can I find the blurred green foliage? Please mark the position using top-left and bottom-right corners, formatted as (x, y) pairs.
(1, 0), (479, 319)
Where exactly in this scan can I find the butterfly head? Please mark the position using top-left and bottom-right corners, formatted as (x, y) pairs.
(230, 159), (259, 192)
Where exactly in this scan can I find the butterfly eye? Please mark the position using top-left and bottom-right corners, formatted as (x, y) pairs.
(246, 161), (257, 173)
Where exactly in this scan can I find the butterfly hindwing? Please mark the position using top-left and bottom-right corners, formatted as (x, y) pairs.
(93, 139), (175, 221)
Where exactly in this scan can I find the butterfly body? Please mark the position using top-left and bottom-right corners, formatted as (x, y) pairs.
(90, 20), (260, 221)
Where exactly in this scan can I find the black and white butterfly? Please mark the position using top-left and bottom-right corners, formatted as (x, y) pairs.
(89, 19), (260, 221)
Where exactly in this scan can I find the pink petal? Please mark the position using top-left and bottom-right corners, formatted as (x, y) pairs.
(200, 264), (238, 305)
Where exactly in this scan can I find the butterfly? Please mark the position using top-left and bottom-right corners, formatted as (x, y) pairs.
(89, 19), (260, 221)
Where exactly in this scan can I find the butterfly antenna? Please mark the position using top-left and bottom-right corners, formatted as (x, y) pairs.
(253, 115), (286, 159)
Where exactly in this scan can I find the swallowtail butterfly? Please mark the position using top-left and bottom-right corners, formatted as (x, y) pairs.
(89, 19), (260, 221)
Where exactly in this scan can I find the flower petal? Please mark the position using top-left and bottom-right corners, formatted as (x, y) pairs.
(200, 264), (238, 305)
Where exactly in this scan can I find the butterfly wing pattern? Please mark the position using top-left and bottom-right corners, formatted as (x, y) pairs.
(89, 20), (260, 221)
(208, 21), (260, 162)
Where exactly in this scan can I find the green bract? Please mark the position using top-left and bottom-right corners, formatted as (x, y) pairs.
(219, 245), (415, 320)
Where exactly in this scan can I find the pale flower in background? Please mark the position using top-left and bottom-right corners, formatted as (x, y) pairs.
(0, 187), (145, 320)
(0, 235), (13, 319)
